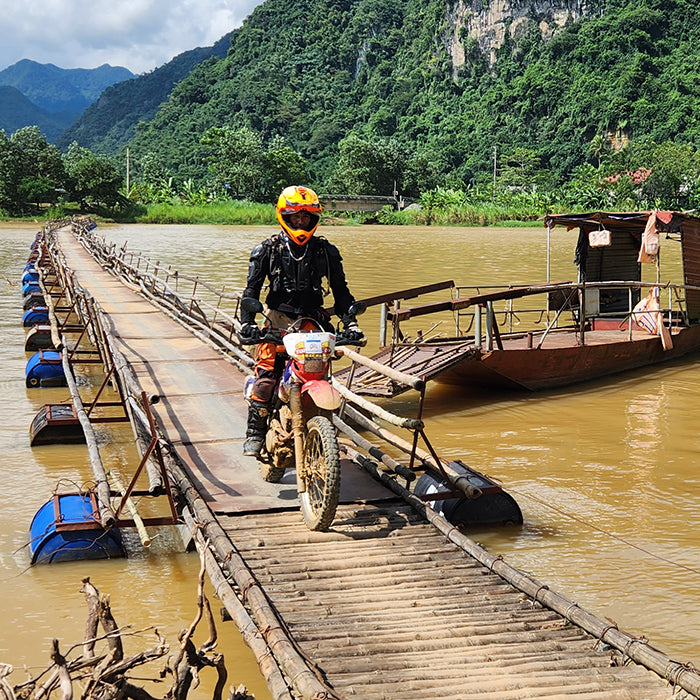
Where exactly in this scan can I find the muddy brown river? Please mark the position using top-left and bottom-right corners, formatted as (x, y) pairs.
(1, 221), (698, 695)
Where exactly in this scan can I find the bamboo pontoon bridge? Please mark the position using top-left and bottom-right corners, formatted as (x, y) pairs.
(27, 218), (700, 700)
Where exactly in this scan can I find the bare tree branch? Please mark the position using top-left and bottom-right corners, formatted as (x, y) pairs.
(49, 641), (72, 700)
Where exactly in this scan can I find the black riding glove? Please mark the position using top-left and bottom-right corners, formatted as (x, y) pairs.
(240, 304), (257, 326)
(238, 323), (262, 344)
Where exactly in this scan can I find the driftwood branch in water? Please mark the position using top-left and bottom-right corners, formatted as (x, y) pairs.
(49, 641), (72, 700)
(169, 540), (229, 700)
(5, 571), (252, 700)
(0, 664), (16, 700)
(80, 578), (99, 658)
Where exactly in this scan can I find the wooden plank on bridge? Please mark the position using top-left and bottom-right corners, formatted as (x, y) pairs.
(55, 228), (393, 515)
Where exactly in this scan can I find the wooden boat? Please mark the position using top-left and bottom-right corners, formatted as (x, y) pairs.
(343, 211), (700, 397)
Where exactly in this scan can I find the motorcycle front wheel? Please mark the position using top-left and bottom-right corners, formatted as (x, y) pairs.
(299, 415), (341, 531)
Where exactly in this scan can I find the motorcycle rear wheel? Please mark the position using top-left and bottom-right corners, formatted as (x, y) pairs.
(299, 415), (341, 531)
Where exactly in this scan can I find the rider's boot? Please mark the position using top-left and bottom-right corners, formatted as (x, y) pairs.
(242, 399), (269, 457)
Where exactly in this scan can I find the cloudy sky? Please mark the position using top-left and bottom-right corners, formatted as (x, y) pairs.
(0, 0), (264, 75)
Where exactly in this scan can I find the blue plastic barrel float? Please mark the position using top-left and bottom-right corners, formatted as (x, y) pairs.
(22, 306), (49, 327)
(22, 281), (41, 296)
(22, 269), (39, 285)
(29, 493), (125, 564)
(25, 350), (66, 387)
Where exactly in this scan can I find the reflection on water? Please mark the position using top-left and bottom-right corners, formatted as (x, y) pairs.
(1, 221), (699, 692)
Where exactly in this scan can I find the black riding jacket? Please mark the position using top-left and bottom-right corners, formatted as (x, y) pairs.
(242, 233), (356, 325)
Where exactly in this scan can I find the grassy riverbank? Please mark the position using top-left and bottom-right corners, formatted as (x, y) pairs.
(130, 200), (545, 227)
(2, 199), (549, 227)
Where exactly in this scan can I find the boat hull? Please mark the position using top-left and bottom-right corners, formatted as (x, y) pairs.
(434, 325), (700, 391)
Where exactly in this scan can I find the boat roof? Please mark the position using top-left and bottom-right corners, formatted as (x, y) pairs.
(543, 210), (700, 234)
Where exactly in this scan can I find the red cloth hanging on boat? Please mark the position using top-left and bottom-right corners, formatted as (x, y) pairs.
(638, 211), (659, 264)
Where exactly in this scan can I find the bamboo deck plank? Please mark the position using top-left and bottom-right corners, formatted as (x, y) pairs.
(224, 502), (677, 699)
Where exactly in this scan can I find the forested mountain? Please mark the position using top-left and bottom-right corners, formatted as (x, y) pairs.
(0, 60), (134, 115)
(0, 60), (134, 142)
(79, 0), (700, 196)
(0, 86), (76, 141)
(57, 33), (234, 154)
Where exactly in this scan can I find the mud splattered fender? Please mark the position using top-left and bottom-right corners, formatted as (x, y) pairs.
(301, 380), (342, 410)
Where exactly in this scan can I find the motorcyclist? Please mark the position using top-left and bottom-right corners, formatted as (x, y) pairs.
(239, 185), (364, 457)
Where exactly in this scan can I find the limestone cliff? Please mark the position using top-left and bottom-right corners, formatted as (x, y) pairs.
(446, 0), (593, 73)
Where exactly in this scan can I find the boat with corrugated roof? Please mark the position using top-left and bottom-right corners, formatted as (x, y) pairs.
(341, 211), (700, 396)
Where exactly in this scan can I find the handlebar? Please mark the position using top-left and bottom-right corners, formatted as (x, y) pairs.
(237, 329), (283, 346)
(237, 328), (366, 347)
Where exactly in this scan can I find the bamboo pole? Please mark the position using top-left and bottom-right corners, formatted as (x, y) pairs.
(332, 379), (423, 430)
(59, 341), (115, 529)
(341, 403), (433, 466)
(341, 403), (482, 497)
(338, 345), (425, 391)
(333, 414), (415, 482)
(37, 258), (63, 351)
(108, 471), (151, 547)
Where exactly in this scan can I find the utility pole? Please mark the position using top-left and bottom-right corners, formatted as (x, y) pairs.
(126, 148), (130, 193)
(492, 145), (497, 201)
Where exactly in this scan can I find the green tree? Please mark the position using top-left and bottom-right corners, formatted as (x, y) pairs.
(263, 135), (308, 200)
(402, 149), (446, 197)
(10, 126), (65, 210)
(126, 152), (176, 204)
(497, 148), (553, 191)
(0, 130), (20, 212)
(201, 125), (265, 200)
(639, 141), (699, 208)
(330, 134), (407, 195)
(140, 152), (172, 189)
(588, 135), (609, 168)
(560, 163), (608, 210)
(64, 142), (123, 209)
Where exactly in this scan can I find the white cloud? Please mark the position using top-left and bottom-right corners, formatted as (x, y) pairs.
(0, 0), (263, 74)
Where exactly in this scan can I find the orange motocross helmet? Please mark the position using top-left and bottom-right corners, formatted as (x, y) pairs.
(276, 186), (322, 246)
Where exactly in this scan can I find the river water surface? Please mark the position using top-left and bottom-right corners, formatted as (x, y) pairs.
(1, 221), (699, 694)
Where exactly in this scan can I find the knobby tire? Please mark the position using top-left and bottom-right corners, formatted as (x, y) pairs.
(299, 415), (341, 531)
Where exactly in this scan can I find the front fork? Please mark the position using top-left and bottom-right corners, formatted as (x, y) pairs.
(289, 381), (307, 493)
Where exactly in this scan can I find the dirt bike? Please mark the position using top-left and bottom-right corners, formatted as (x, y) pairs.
(239, 299), (366, 531)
